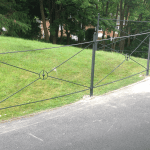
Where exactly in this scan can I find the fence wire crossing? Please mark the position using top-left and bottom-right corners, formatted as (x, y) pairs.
(100, 18), (149, 47)
(0, 13), (150, 110)
(0, 42), (92, 109)
(98, 29), (150, 52)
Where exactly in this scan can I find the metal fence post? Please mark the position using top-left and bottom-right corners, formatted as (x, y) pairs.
(90, 13), (99, 97)
(95, 13), (100, 51)
(90, 32), (96, 96)
(146, 36), (150, 76)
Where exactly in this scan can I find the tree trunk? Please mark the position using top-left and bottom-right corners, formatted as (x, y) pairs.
(60, 23), (63, 43)
(119, 0), (125, 53)
(106, 1), (109, 16)
(52, 3), (61, 44)
(127, 22), (131, 47)
(96, 4), (98, 9)
(111, 31), (115, 51)
(52, 2), (57, 44)
(123, 6), (129, 48)
(53, 34), (57, 44)
(102, 31), (105, 50)
(53, 26), (59, 44)
(133, 14), (142, 40)
(112, 4), (119, 51)
(48, 0), (52, 42)
(39, 0), (49, 41)
(82, 22), (85, 42)
(65, 25), (70, 45)
(78, 22), (82, 47)
(48, 0), (61, 44)
(126, 10), (131, 47)
(67, 32), (70, 45)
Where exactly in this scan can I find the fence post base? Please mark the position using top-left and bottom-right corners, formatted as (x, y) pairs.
(90, 88), (93, 97)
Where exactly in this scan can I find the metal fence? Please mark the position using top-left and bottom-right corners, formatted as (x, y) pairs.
(0, 13), (150, 110)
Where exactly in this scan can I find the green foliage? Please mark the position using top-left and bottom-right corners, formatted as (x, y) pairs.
(1, 0), (150, 53)
(85, 28), (95, 41)
(96, 0), (150, 59)
(0, 0), (40, 39)
(21, 18), (41, 40)
(0, 0), (30, 35)
(124, 34), (149, 59)
(47, 0), (98, 43)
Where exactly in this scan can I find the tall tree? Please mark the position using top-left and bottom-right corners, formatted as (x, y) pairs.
(119, 0), (125, 52)
(39, 0), (49, 41)
(47, 0), (62, 44)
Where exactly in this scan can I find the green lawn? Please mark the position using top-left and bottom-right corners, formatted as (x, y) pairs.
(0, 36), (148, 121)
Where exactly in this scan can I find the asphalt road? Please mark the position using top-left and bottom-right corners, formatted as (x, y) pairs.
(0, 77), (150, 150)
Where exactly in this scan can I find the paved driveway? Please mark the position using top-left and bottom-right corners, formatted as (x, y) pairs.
(0, 77), (150, 150)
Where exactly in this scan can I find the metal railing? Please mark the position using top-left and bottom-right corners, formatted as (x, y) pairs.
(0, 13), (150, 110)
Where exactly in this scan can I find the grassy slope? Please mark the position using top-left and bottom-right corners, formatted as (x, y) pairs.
(0, 36), (147, 121)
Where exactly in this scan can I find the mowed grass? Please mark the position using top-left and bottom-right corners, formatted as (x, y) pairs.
(0, 36), (148, 121)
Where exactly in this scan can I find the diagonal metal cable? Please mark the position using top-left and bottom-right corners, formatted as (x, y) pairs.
(97, 33), (128, 56)
(100, 31), (149, 55)
(48, 42), (93, 74)
(0, 78), (40, 104)
(135, 29), (150, 46)
(101, 19), (149, 46)
(94, 59), (126, 87)
(96, 32), (150, 43)
(94, 70), (146, 88)
(0, 61), (39, 75)
(98, 49), (148, 53)
(129, 29), (149, 46)
(0, 20), (149, 55)
(0, 41), (93, 55)
(0, 88), (89, 110)
(48, 75), (90, 88)
(101, 18), (149, 46)
(130, 57), (147, 69)
(97, 30), (128, 55)
(130, 34), (150, 56)
(100, 41), (126, 56)
(1, 32), (148, 56)
(98, 36), (127, 50)
(101, 20), (150, 46)
(2, 31), (146, 56)
(100, 18), (150, 23)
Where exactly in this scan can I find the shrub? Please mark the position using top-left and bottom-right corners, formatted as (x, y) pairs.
(85, 28), (95, 41)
